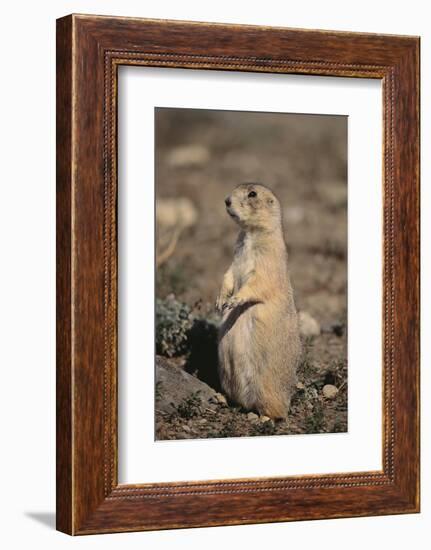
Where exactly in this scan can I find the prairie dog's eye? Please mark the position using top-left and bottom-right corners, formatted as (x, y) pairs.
(248, 191), (257, 198)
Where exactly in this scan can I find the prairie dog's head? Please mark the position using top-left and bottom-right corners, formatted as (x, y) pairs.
(224, 183), (282, 231)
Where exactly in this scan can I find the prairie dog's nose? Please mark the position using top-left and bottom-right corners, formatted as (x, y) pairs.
(225, 196), (232, 207)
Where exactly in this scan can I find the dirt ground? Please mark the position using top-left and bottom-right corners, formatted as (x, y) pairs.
(154, 107), (347, 440)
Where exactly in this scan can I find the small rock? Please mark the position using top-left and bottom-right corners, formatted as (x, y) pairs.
(214, 393), (228, 405)
(296, 382), (305, 390)
(167, 145), (210, 168)
(247, 412), (259, 422)
(322, 384), (338, 399)
(299, 311), (321, 337)
(182, 424), (191, 433)
(197, 418), (207, 425)
(260, 415), (271, 423)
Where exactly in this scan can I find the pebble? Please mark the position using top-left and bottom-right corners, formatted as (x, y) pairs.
(182, 424), (191, 433)
(260, 415), (271, 423)
(247, 412), (259, 422)
(298, 311), (321, 337)
(296, 382), (305, 390)
(322, 384), (338, 399)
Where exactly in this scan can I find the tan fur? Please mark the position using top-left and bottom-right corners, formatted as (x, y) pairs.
(216, 183), (301, 419)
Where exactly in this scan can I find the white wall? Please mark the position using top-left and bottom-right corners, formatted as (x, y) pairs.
(0, 1), (427, 548)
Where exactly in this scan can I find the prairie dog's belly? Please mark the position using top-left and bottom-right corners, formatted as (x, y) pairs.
(219, 304), (259, 408)
(218, 297), (299, 415)
(232, 249), (254, 292)
(221, 302), (256, 356)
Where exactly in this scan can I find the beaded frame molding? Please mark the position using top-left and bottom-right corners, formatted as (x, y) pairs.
(56, 14), (420, 535)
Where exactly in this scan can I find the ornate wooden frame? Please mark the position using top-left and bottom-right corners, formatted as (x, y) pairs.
(56, 14), (420, 535)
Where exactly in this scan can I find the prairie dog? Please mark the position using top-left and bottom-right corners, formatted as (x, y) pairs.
(216, 183), (301, 419)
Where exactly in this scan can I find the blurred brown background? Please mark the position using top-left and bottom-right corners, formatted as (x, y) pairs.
(155, 108), (347, 327)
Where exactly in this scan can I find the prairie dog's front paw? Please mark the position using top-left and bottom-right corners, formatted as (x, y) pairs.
(215, 294), (227, 313)
(221, 295), (241, 312)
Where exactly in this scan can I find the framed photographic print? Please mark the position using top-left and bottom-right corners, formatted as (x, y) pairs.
(56, 14), (420, 535)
